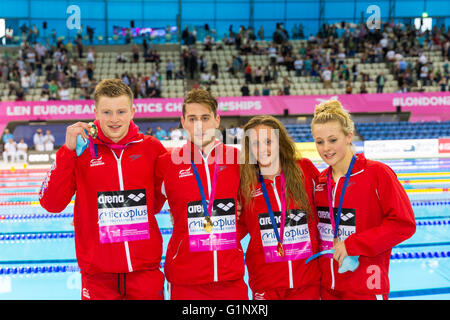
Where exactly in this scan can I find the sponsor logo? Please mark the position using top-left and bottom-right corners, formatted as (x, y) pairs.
(128, 193), (145, 202)
(261, 227), (308, 240)
(179, 167), (193, 178)
(187, 199), (235, 218)
(336, 228), (355, 238)
(129, 154), (142, 161)
(259, 215), (281, 226)
(315, 183), (325, 192)
(251, 188), (263, 198)
(318, 224), (334, 236)
(217, 202), (234, 212)
(188, 204), (205, 214)
(90, 156), (105, 167)
(82, 288), (90, 299)
(289, 212), (305, 222)
(254, 292), (266, 300)
(340, 212), (355, 222)
(98, 194), (125, 204)
(318, 209), (329, 219)
(284, 228), (308, 238)
(188, 216), (236, 230)
(98, 208), (148, 223)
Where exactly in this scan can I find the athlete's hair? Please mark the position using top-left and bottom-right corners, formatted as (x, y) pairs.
(94, 78), (134, 107)
(311, 99), (354, 136)
(239, 115), (312, 218)
(183, 88), (218, 118)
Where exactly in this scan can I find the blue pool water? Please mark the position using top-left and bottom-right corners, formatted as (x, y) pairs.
(1, 158), (450, 300)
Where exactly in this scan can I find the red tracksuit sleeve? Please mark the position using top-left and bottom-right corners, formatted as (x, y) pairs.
(39, 145), (77, 213)
(299, 157), (320, 203)
(300, 157), (320, 178)
(345, 163), (416, 257)
(152, 140), (168, 214)
(237, 193), (249, 241)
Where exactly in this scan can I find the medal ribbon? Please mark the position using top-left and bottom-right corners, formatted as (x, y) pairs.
(258, 169), (287, 247)
(88, 136), (131, 159)
(190, 147), (220, 219)
(326, 155), (357, 239)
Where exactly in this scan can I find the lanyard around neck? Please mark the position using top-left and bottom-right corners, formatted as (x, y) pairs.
(190, 147), (220, 218)
(88, 136), (131, 159)
(327, 155), (357, 239)
(258, 169), (287, 245)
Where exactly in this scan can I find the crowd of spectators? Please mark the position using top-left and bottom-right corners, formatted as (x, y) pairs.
(2, 20), (448, 158)
(1, 20), (450, 103)
(0, 33), (169, 101)
(209, 21), (450, 96)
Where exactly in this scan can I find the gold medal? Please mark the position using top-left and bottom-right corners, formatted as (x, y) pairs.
(203, 216), (213, 233)
(277, 242), (285, 257)
(88, 122), (98, 139)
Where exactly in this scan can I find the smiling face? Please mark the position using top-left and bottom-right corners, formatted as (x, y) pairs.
(94, 95), (135, 143)
(247, 124), (280, 177)
(312, 120), (353, 168)
(181, 102), (220, 149)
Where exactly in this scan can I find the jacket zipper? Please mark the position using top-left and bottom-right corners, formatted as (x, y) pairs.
(172, 239), (183, 260)
(111, 148), (133, 273)
(330, 176), (341, 290)
(330, 169), (364, 290)
(201, 143), (219, 282)
(271, 177), (294, 289)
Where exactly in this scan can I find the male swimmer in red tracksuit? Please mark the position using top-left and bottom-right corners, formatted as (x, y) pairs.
(155, 89), (247, 300)
(311, 99), (416, 300)
(40, 79), (167, 300)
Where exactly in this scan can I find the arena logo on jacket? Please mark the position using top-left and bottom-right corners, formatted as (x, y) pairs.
(97, 189), (149, 244)
(187, 198), (237, 252)
(317, 206), (356, 251)
(258, 209), (312, 263)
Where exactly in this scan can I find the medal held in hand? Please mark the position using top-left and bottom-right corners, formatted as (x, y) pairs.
(76, 122), (98, 157)
(88, 122), (98, 139)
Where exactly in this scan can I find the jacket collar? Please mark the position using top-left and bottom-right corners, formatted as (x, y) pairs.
(318, 152), (366, 183)
(180, 139), (223, 165)
(92, 119), (141, 146)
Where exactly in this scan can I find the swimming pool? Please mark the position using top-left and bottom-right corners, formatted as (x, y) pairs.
(0, 159), (449, 300)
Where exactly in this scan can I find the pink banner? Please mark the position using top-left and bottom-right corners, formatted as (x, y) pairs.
(1, 92), (449, 133)
(277, 92), (450, 122)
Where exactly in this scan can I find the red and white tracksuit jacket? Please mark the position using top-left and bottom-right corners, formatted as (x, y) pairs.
(39, 120), (167, 275)
(155, 140), (245, 286)
(239, 158), (321, 294)
(314, 153), (416, 296)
